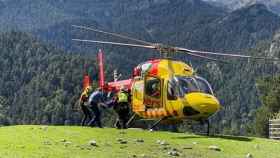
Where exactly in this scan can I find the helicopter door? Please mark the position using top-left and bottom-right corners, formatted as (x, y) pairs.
(132, 80), (145, 112)
(144, 76), (162, 109)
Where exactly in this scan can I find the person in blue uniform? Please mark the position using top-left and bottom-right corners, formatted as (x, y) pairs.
(88, 88), (104, 128)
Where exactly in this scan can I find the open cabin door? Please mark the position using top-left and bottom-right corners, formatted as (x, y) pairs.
(132, 79), (145, 112)
(143, 76), (163, 109)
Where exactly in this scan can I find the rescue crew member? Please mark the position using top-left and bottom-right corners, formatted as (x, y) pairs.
(151, 82), (160, 98)
(88, 87), (104, 128)
(114, 87), (130, 129)
(79, 86), (92, 126)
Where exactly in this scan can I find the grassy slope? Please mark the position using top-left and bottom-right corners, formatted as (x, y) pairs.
(0, 126), (279, 158)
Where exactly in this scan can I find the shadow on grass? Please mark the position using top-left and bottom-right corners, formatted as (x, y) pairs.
(173, 134), (253, 142)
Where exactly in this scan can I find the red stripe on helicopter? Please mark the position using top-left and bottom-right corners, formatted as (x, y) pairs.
(148, 59), (160, 76)
(107, 79), (132, 91)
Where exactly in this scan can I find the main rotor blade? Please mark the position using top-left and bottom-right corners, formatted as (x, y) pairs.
(72, 25), (153, 45)
(72, 39), (156, 49)
(176, 47), (279, 61)
(187, 52), (228, 63)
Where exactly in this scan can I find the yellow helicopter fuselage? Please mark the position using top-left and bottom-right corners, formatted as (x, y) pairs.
(131, 59), (221, 122)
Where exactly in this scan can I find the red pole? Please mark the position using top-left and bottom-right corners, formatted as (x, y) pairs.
(98, 49), (105, 89)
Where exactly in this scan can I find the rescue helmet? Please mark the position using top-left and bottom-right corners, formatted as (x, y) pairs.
(83, 86), (93, 97)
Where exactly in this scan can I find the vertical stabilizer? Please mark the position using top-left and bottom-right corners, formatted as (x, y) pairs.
(97, 49), (105, 89)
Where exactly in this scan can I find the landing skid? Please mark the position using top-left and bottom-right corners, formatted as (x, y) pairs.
(206, 119), (210, 136)
(126, 114), (170, 131)
(127, 114), (211, 135)
(126, 113), (137, 128)
(200, 119), (210, 136)
(149, 117), (169, 130)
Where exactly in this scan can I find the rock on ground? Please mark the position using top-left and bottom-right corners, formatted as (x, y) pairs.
(167, 150), (180, 157)
(156, 140), (169, 146)
(208, 145), (222, 151)
(117, 138), (128, 144)
(89, 140), (98, 146)
(246, 153), (253, 158)
(60, 139), (67, 142)
(183, 145), (193, 149)
(135, 139), (144, 143)
(43, 140), (52, 145)
(64, 141), (72, 147)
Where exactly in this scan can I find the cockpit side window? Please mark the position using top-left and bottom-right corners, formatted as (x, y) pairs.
(145, 76), (161, 98)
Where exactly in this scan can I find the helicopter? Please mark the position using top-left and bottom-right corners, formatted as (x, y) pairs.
(72, 25), (279, 134)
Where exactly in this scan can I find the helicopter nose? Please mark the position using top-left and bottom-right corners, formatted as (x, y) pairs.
(184, 92), (220, 116)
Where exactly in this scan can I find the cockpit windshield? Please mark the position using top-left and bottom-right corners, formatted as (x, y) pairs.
(195, 76), (214, 95)
(168, 76), (214, 99)
(177, 77), (200, 94)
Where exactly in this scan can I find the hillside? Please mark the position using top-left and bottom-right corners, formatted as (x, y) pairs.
(0, 125), (279, 158)
(0, 0), (224, 33)
(35, 2), (280, 52)
(201, 4), (280, 51)
(0, 0), (77, 31)
(203, 0), (280, 14)
(0, 32), (99, 125)
(1, 0), (279, 57)
(35, 0), (226, 51)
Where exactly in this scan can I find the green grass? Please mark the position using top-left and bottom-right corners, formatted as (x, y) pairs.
(0, 125), (279, 158)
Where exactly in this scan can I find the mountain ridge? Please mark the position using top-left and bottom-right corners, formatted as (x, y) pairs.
(203, 0), (280, 14)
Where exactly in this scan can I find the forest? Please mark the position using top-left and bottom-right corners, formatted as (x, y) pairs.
(0, 0), (279, 137)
